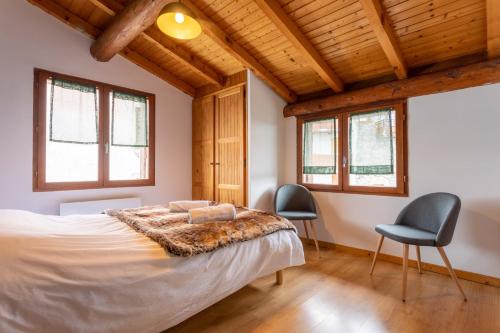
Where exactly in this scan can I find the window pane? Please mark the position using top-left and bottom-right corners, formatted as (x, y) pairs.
(109, 92), (149, 181)
(45, 80), (98, 183)
(49, 79), (98, 144)
(111, 91), (148, 147)
(303, 118), (338, 185)
(349, 109), (396, 187)
(109, 146), (149, 180)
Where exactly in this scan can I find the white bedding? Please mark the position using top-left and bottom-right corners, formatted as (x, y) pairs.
(0, 209), (305, 333)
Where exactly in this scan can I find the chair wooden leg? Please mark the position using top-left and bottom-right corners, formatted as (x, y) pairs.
(308, 220), (320, 259)
(437, 247), (467, 301)
(370, 235), (384, 275)
(402, 244), (409, 302)
(416, 246), (422, 274)
(276, 270), (283, 285)
(302, 220), (310, 242)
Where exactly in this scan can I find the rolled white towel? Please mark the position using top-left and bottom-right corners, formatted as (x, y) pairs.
(169, 200), (210, 213)
(188, 204), (236, 224)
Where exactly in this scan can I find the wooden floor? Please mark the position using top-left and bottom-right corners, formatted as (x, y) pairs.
(166, 244), (500, 333)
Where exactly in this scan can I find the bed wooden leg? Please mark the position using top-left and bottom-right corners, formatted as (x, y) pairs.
(276, 270), (283, 285)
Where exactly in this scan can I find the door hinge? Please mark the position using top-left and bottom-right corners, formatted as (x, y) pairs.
(35, 170), (38, 178)
(403, 175), (408, 182)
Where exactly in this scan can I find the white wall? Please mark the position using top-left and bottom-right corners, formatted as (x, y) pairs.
(247, 71), (286, 211)
(282, 84), (500, 277)
(0, 1), (192, 215)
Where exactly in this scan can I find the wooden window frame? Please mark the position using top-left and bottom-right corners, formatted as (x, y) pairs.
(297, 100), (408, 196)
(33, 68), (155, 192)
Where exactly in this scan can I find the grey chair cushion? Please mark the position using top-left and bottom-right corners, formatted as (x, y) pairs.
(277, 211), (317, 220)
(375, 224), (436, 246)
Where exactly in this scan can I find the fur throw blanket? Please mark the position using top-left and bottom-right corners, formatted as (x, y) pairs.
(106, 205), (296, 257)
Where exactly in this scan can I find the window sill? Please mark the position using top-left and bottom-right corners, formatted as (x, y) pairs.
(33, 180), (155, 192)
(301, 183), (408, 197)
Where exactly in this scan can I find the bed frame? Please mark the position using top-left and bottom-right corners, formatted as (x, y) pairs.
(276, 270), (283, 285)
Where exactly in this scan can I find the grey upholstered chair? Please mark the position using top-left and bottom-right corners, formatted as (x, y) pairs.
(274, 184), (320, 257)
(370, 192), (466, 301)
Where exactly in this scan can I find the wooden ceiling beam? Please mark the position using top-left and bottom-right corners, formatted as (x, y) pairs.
(87, 0), (119, 15)
(359, 0), (407, 79)
(28, 0), (101, 37)
(284, 58), (500, 117)
(89, 0), (224, 86)
(121, 47), (195, 96)
(254, 0), (344, 93)
(182, 0), (297, 103)
(90, 0), (172, 62)
(26, 0), (196, 96)
(487, 0), (500, 58)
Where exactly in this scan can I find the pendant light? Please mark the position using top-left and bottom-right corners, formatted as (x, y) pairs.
(156, 2), (202, 40)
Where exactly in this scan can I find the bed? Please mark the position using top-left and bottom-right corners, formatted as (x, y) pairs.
(0, 209), (305, 333)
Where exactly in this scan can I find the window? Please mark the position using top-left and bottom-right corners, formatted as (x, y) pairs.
(33, 69), (155, 191)
(298, 102), (407, 196)
(302, 118), (339, 186)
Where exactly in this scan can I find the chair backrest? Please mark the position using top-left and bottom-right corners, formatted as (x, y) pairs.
(274, 184), (316, 215)
(395, 192), (461, 247)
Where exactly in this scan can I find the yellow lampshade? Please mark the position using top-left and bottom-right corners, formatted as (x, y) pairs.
(156, 2), (202, 40)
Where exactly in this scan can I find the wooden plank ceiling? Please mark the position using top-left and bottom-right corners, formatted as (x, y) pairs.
(28, 0), (489, 102)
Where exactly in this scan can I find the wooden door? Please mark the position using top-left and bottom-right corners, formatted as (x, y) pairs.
(192, 95), (215, 201)
(215, 86), (246, 206)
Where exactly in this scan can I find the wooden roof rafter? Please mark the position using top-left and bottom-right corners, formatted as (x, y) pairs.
(182, 0), (297, 102)
(89, 0), (225, 87)
(486, 0), (500, 58)
(254, 0), (344, 93)
(87, 0), (119, 15)
(26, 0), (196, 96)
(359, 0), (408, 79)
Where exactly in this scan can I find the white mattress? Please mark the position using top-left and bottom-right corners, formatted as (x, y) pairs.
(0, 209), (304, 333)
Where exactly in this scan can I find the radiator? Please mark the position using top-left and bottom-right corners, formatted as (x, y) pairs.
(59, 197), (142, 216)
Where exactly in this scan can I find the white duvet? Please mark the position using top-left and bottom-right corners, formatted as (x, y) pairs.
(0, 209), (305, 333)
